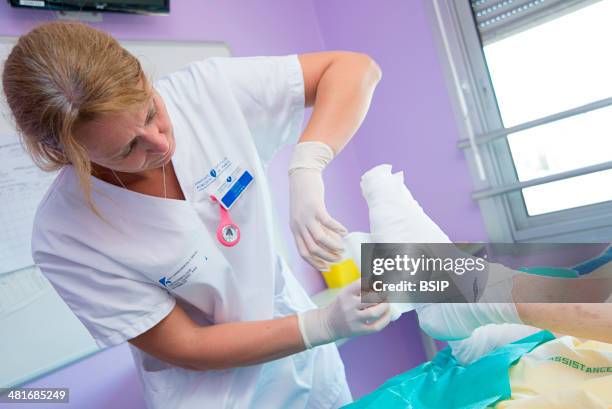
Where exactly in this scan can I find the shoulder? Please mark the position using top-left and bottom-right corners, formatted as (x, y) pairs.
(31, 166), (95, 257)
(33, 166), (75, 234)
(153, 57), (230, 93)
(154, 55), (300, 94)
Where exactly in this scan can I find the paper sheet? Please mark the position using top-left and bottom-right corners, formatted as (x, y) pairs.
(0, 266), (50, 316)
(0, 137), (57, 275)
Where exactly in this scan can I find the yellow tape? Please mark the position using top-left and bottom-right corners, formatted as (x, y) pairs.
(322, 259), (361, 288)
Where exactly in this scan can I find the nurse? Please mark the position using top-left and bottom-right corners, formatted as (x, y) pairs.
(2, 22), (390, 408)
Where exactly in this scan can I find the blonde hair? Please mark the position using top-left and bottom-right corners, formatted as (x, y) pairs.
(2, 21), (151, 215)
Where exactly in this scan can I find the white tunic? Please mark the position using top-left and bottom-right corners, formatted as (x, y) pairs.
(32, 55), (348, 409)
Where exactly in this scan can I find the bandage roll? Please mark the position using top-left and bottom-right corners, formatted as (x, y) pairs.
(322, 232), (416, 319)
(322, 232), (370, 288)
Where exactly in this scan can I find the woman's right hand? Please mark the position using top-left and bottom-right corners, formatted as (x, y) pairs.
(297, 280), (391, 348)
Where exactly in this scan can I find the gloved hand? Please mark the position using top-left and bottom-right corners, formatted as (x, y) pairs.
(289, 142), (348, 271)
(415, 302), (522, 341)
(297, 280), (392, 348)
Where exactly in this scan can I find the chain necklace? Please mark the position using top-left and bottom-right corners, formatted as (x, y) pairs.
(111, 163), (167, 199)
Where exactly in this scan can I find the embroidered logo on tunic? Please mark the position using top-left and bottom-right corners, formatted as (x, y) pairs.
(158, 277), (173, 287)
(195, 157), (232, 192)
(159, 250), (206, 290)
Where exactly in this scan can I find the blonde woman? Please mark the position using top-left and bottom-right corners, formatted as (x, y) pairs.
(2, 22), (390, 409)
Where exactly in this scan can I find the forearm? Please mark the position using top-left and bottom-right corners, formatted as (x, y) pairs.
(185, 315), (305, 371)
(512, 274), (612, 303)
(517, 303), (612, 343)
(299, 52), (382, 154)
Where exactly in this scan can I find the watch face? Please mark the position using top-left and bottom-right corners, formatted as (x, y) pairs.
(221, 225), (239, 243)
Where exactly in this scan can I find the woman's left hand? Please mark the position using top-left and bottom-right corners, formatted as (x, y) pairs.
(289, 168), (348, 271)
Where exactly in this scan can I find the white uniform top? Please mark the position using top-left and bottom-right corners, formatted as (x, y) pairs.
(32, 55), (348, 409)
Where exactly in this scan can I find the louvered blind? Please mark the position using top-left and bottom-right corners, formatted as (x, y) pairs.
(472, 0), (600, 44)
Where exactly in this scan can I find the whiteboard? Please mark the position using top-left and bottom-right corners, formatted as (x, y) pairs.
(0, 37), (230, 388)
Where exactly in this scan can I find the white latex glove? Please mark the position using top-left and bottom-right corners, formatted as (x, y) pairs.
(415, 302), (522, 341)
(297, 280), (392, 348)
(289, 146), (348, 271)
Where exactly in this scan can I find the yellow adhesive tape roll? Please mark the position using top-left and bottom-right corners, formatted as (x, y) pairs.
(322, 259), (361, 288)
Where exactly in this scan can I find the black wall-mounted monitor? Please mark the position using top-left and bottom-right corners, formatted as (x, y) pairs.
(8, 0), (170, 15)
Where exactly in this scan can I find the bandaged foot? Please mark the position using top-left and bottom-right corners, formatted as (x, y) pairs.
(358, 164), (523, 337)
(360, 164), (451, 244)
(360, 164), (452, 321)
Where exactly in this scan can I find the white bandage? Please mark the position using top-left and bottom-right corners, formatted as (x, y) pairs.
(288, 141), (334, 176)
(359, 164), (452, 244)
(359, 164), (450, 320)
(449, 323), (540, 365)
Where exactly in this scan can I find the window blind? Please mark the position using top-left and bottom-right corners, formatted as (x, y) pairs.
(472, 0), (600, 44)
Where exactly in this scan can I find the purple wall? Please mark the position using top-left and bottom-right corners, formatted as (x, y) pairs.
(0, 1), (323, 55)
(1, 0), (487, 405)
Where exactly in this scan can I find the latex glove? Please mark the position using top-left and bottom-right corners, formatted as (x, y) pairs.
(415, 302), (522, 341)
(289, 168), (348, 271)
(297, 280), (392, 348)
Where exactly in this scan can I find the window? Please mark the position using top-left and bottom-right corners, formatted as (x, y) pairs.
(425, 0), (612, 242)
